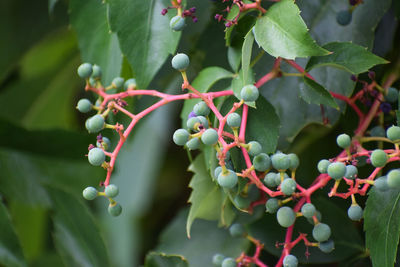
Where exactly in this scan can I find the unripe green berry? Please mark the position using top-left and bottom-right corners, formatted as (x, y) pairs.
(336, 133), (351, 148)
(265, 198), (279, 213)
(76, 98), (92, 113)
(173, 129), (190, 146)
(276, 206), (296, 228)
(97, 136), (111, 151)
(264, 172), (278, 187)
(301, 203), (316, 219)
(370, 126), (386, 137)
(172, 53), (189, 71)
(105, 184), (119, 198)
(385, 87), (398, 103)
(108, 203), (122, 216)
(312, 223), (331, 242)
(197, 116), (209, 128)
(253, 153), (271, 172)
(214, 166), (223, 179)
(271, 153), (290, 171)
(317, 159), (331, 174)
(275, 172), (289, 186)
(187, 117), (201, 130)
(221, 257), (236, 267)
(370, 149), (388, 167)
(386, 126), (400, 141)
(201, 129), (219, 145)
(124, 78), (137, 90)
(307, 210), (322, 225)
(112, 77), (125, 90)
(319, 240), (335, 253)
(186, 137), (200, 150)
(88, 147), (105, 166)
(387, 169), (400, 189)
(77, 63), (93, 78)
(327, 162), (346, 180)
(280, 178), (297, 195)
(347, 204), (363, 221)
(170, 15), (185, 31)
(82, 187), (98, 200)
(218, 170), (238, 188)
(212, 253), (225, 266)
(229, 223), (245, 238)
(283, 254), (298, 267)
(87, 114), (105, 133)
(374, 176), (389, 191)
(344, 165), (358, 180)
(247, 141), (262, 156)
(227, 113), (241, 128)
(193, 101), (210, 116)
(288, 153), (299, 170)
(336, 10), (352, 26)
(91, 64), (102, 79)
(240, 84), (259, 102)
(233, 195), (251, 209)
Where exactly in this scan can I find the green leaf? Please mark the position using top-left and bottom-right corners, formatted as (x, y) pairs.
(108, 0), (181, 88)
(242, 30), (254, 86)
(47, 186), (110, 267)
(364, 187), (400, 267)
(300, 76), (339, 109)
(144, 252), (188, 267)
(227, 46), (241, 73)
(253, 0), (329, 59)
(0, 202), (27, 267)
(306, 42), (389, 74)
(69, 0), (122, 85)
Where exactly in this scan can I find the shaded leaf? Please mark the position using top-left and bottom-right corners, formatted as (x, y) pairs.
(242, 30), (254, 87)
(144, 252), (188, 267)
(300, 76), (339, 109)
(227, 46), (241, 73)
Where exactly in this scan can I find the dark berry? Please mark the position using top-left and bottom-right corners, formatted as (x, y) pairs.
(385, 87), (398, 103)
(336, 10), (352, 26)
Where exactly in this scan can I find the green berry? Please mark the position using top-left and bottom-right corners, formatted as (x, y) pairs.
(387, 169), (400, 189)
(307, 210), (322, 225)
(212, 253), (225, 266)
(288, 153), (299, 170)
(336, 133), (351, 148)
(170, 15), (185, 31)
(370, 126), (386, 137)
(247, 141), (262, 156)
(108, 203), (122, 216)
(214, 166), (223, 179)
(327, 162), (346, 180)
(227, 113), (241, 128)
(234, 195), (251, 209)
(218, 170), (238, 188)
(124, 78), (137, 90)
(319, 240), (335, 253)
(240, 84), (259, 102)
(374, 176), (389, 191)
(317, 159), (331, 174)
(187, 117), (201, 130)
(266, 198), (279, 213)
(88, 147), (105, 166)
(370, 149), (388, 167)
(193, 101), (210, 116)
(201, 129), (219, 145)
(280, 178), (297, 195)
(197, 116), (209, 128)
(312, 223), (331, 242)
(87, 114), (105, 133)
(173, 129), (190, 146)
(283, 254), (298, 267)
(112, 77), (125, 90)
(386, 126), (400, 141)
(344, 165), (358, 180)
(271, 153), (290, 171)
(229, 223), (245, 238)
(105, 184), (119, 198)
(336, 10), (352, 26)
(385, 87), (398, 103)
(275, 172), (289, 186)
(97, 136), (111, 151)
(76, 98), (92, 113)
(221, 257), (236, 267)
(91, 64), (102, 79)
(264, 172), (278, 187)
(82, 187), (98, 200)
(277, 206), (296, 228)
(253, 153), (271, 172)
(347, 204), (363, 221)
(301, 203), (316, 219)
(172, 53), (189, 71)
(186, 137), (200, 150)
(77, 63), (93, 78)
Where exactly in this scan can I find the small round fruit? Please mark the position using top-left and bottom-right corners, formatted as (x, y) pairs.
(344, 165), (358, 180)
(173, 129), (190, 146)
(288, 153), (299, 170)
(336, 133), (351, 148)
(97, 136), (111, 151)
(283, 254), (298, 267)
(348, 204), (363, 221)
(82, 187), (98, 200)
(280, 178), (297, 195)
(170, 15), (185, 31)
(88, 147), (105, 166)
(108, 203), (122, 216)
(319, 240), (335, 253)
(124, 78), (137, 90)
(327, 162), (346, 180)
(221, 257), (236, 267)
(76, 99), (92, 113)
(197, 116), (209, 128)
(317, 159), (331, 174)
(218, 170), (238, 189)
(374, 176), (389, 191)
(187, 117), (201, 130)
(193, 101), (210, 116)
(172, 53), (189, 71)
(385, 87), (398, 103)
(387, 169), (400, 189)
(227, 113), (241, 128)
(386, 126), (400, 141)
(253, 153), (271, 172)
(312, 223), (331, 242)
(91, 64), (102, 79)
(275, 172), (289, 185)
(336, 10), (352, 26)
(186, 137), (200, 150)
(87, 115), (105, 133)
(301, 203), (316, 219)
(264, 172), (278, 187)
(112, 77), (125, 90)
(214, 166), (223, 179)
(370, 126), (386, 137)
(240, 84), (259, 102)
(370, 149), (388, 168)
(277, 206), (296, 227)
(105, 184), (119, 198)
(271, 153), (290, 171)
(201, 129), (219, 145)
(77, 63), (93, 78)
(266, 198), (279, 213)
(234, 195), (251, 209)
(247, 141), (262, 156)
(229, 223), (245, 238)
(212, 253), (225, 266)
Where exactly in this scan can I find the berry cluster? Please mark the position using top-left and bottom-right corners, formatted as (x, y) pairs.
(161, 0), (197, 32)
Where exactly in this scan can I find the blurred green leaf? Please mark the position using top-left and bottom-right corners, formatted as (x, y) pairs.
(144, 252), (188, 267)
(300, 76), (339, 109)
(227, 46), (241, 73)
(241, 30), (254, 87)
